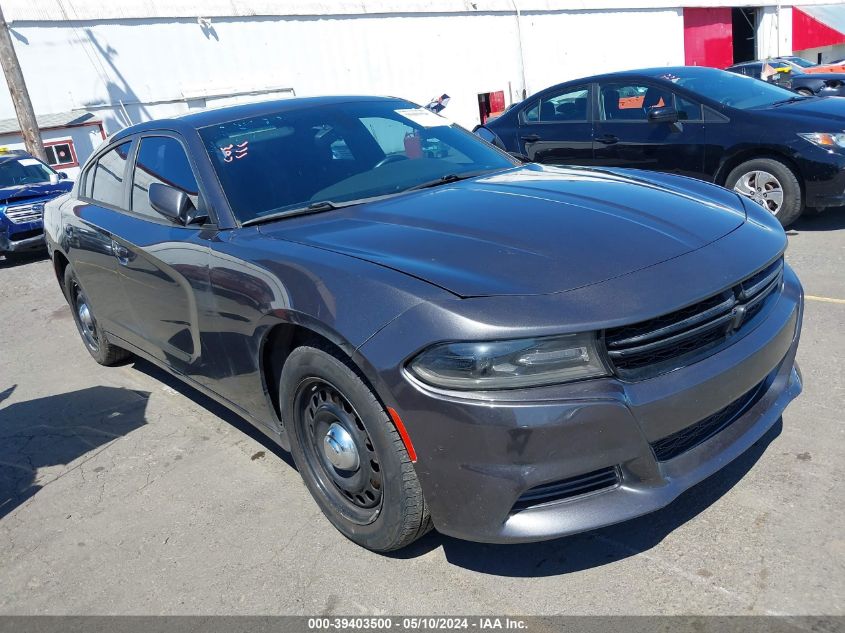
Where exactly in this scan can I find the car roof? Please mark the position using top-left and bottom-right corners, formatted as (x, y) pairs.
(109, 95), (411, 142)
(0, 150), (33, 164)
(527, 66), (729, 95)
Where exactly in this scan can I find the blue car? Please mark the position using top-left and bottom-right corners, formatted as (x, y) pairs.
(0, 149), (72, 257)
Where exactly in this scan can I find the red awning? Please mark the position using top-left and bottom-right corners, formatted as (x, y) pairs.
(793, 5), (845, 51)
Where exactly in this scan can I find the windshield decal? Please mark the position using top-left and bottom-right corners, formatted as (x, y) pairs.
(220, 141), (249, 163)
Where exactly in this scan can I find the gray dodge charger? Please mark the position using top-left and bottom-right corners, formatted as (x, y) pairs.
(44, 96), (803, 551)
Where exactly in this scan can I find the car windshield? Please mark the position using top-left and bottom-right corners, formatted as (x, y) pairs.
(0, 155), (56, 188)
(199, 100), (517, 223)
(655, 69), (799, 109)
(782, 57), (816, 68)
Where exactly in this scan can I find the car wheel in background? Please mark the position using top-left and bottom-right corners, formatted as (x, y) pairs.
(726, 158), (803, 227)
(64, 266), (131, 366)
(280, 343), (432, 552)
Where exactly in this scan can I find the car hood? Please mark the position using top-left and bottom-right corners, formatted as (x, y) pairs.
(0, 181), (73, 206)
(258, 165), (746, 297)
(758, 95), (845, 122)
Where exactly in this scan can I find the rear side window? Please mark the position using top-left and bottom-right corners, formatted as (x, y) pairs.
(90, 142), (131, 207)
(131, 136), (199, 217)
(676, 95), (702, 121)
(526, 86), (590, 123)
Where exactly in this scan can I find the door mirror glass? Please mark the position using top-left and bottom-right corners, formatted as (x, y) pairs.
(648, 106), (679, 124)
(149, 182), (199, 225)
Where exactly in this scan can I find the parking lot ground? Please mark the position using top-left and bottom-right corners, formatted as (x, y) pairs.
(0, 212), (843, 616)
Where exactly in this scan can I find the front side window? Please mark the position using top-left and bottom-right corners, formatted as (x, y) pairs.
(0, 154), (57, 187)
(600, 83), (672, 121)
(131, 136), (199, 218)
(199, 100), (515, 224)
(90, 142), (131, 208)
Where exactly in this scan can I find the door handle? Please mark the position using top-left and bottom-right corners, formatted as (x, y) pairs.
(521, 134), (540, 143)
(595, 134), (619, 145)
(111, 239), (130, 265)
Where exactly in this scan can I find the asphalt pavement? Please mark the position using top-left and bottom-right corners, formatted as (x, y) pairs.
(0, 211), (843, 615)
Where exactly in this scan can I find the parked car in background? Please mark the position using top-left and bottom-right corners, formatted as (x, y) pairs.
(45, 96), (802, 551)
(774, 56), (817, 69)
(727, 60), (845, 97)
(475, 66), (845, 226)
(805, 60), (845, 74)
(0, 149), (72, 259)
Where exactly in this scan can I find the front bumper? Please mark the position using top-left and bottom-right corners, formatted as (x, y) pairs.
(0, 230), (45, 253)
(365, 266), (803, 544)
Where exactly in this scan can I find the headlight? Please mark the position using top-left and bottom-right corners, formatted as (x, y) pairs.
(407, 333), (608, 390)
(798, 132), (845, 149)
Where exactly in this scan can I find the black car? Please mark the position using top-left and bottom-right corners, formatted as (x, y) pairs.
(727, 59), (845, 98)
(475, 66), (845, 226)
(45, 96), (802, 551)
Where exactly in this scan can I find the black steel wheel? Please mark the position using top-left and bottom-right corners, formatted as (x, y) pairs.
(281, 343), (431, 552)
(64, 266), (130, 366)
(294, 377), (384, 524)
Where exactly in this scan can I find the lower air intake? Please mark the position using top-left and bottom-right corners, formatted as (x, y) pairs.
(512, 466), (621, 512)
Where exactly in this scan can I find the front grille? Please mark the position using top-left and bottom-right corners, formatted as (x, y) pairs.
(5, 203), (44, 225)
(605, 257), (783, 379)
(511, 466), (621, 512)
(650, 376), (770, 461)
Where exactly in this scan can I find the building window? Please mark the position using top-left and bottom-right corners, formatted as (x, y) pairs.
(44, 140), (78, 169)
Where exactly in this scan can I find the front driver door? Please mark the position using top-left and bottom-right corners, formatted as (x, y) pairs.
(110, 133), (216, 382)
(592, 81), (707, 178)
(517, 84), (594, 165)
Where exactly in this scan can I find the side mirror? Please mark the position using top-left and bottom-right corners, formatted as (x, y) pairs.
(58, 171), (68, 180)
(149, 182), (206, 225)
(648, 106), (679, 124)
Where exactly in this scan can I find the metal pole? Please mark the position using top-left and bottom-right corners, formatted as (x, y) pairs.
(0, 3), (46, 161)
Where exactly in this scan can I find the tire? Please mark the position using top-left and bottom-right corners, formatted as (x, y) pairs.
(64, 266), (131, 366)
(725, 158), (803, 227)
(280, 343), (431, 552)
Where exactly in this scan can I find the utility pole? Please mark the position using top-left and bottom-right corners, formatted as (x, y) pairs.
(0, 3), (45, 161)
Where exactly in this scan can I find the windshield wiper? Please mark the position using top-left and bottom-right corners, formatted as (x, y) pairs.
(405, 169), (501, 192)
(242, 199), (354, 226)
(772, 95), (813, 106)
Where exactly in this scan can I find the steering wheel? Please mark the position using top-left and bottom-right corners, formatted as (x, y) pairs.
(374, 154), (409, 169)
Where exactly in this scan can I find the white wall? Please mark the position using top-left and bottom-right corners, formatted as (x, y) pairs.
(2, 13), (524, 133)
(757, 6), (793, 59)
(518, 9), (685, 94)
(0, 4), (687, 136)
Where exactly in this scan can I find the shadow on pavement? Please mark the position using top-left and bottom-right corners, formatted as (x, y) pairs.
(0, 386), (150, 519)
(392, 419), (782, 576)
(790, 209), (845, 233)
(0, 250), (49, 268)
(128, 358), (296, 470)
